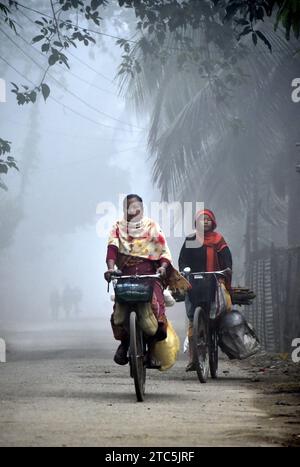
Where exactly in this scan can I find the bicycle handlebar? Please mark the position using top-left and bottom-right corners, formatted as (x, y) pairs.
(181, 267), (231, 277)
(110, 273), (162, 280)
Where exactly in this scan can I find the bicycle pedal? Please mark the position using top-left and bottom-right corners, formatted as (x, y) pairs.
(145, 357), (161, 369)
(146, 362), (161, 369)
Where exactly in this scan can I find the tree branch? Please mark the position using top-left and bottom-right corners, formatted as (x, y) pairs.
(50, 0), (61, 43)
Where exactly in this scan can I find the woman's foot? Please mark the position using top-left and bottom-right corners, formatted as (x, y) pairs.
(114, 342), (129, 365)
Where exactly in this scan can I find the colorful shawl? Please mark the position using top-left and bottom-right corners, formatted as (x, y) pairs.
(108, 216), (172, 263)
(108, 216), (190, 293)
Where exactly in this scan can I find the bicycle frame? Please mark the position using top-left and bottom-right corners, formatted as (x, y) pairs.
(110, 273), (161, 402)
(181, 268), (231, 383)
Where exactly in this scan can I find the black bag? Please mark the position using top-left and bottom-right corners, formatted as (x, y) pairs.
(114, 279), (153, 304)
(218, 309), (260, 360)
(188, 274), (216, 307)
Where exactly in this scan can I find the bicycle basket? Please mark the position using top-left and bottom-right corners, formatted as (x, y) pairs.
(188, 274), (216, 307)
(114, 279), (153, 304)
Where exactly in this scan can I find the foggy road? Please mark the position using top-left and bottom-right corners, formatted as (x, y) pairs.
(1, 0), (300, 450)
(0, 325), (299, 447)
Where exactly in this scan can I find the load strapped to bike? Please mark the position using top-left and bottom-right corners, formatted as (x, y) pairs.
(176, 267), (260, 383)
(217, 310), (260, 360)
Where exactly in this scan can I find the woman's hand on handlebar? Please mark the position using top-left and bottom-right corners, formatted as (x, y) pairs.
(104, 269), (114, 282)
(105, 269), (123, 282)
(156, 266), (167, 278)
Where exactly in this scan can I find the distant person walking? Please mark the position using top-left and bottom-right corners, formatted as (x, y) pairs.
(62, 285), (73, 320)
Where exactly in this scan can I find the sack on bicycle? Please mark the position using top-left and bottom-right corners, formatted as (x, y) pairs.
(218, 309), (260, 360)
(113, 301), (159, 337)
(151, 320), (180, 371)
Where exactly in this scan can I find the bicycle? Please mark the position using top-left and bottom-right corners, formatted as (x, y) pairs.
(182, 267), (231, 384)
(110, 272), (162, 402)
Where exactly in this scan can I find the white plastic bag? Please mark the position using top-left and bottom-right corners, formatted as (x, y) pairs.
(183, 335), (189, 353)
(210, 282), (231, 318)
(163, 289), (176, 307)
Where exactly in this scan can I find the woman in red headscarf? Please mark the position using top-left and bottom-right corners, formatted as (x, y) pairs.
(178, 209), (232, 371)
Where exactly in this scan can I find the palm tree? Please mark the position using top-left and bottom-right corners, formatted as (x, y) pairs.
(120, 17), (300, 253)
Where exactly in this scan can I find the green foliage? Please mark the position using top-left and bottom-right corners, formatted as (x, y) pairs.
(0, 138), (11, 157)
(1, 0), (105, 105)
(0, 0), (299, 196)
(1, 0), (299, 104)
(275, 0), (300, 40)
(0, 139), (18, 191)
(0, 1), (16, 33)
(118, 0), (297, 222)
(224, 0), (300, 47)
(116, 1), (300, 79)
(10, 82), (50, 104)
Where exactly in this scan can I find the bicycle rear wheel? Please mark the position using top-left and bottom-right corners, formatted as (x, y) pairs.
(193, 307), (209, 383)
(209, 320), (218, 379)
(129, 311), (146, 402)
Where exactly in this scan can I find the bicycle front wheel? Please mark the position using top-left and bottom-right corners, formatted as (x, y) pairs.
(193, 307), (209, 383)
(209, 320), (218, 379)
(129, 311), (146, 402)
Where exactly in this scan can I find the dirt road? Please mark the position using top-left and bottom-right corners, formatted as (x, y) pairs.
(0, 324), (299, 447)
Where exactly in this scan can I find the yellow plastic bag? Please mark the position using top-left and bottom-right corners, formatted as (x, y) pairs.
(152, 320), (180, 371)
(223, 284), (232, 312)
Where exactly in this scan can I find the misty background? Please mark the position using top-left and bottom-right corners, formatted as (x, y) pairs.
(0, 1), (299, 353)
(0, 8), (146, 337)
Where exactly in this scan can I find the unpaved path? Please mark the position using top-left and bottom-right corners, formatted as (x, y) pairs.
(0, 340), (299, 447)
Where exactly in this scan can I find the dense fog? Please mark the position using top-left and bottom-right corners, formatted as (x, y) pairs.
(0, 1), (299, 351)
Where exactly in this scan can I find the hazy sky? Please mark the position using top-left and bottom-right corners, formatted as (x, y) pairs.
(1, 2), (289, 326)
(0, 7), (158, 324)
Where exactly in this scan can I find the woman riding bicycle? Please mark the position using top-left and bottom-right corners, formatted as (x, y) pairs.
(178, 209), (233, 372)
(105, 194), (190, 366)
